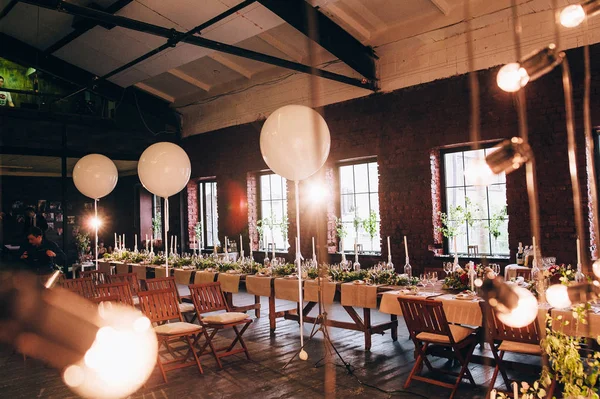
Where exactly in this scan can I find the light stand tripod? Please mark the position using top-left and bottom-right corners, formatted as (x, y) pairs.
(282, 266), (353, 374)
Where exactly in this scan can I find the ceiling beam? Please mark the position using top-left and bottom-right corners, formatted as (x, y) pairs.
(428, 0), (450, 16)
(259, 31), (305, 62)
(135, 82), (175, 103)
(344, 0), (386, 31)
(208, 53), (253, 79)
(324, 2), (371, 40)
(44, 0), (133, 55)
(257, 0), (376, 81)
(167, 69), (211, 91)
(0, 0), (19, 22)
(20, 0), (376, 90)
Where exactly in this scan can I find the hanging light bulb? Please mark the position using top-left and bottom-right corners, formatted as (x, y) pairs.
(560, 0), (600, 28)
(480, 277), (538, 328)
(497, 44), (564, 92)
(593, 259), (600, 278)
(485, 137), (533, 175)
(546, 281), (600, 308)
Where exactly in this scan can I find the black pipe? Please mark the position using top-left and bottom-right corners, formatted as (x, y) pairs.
(22, 0), (377, 91)
(0, 0), (19, 22)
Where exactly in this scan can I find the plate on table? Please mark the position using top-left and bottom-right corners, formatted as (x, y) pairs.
(353, 280), (365, 285)
(400, 289), (419, 296)
(285, 274), (298, 279)
(454, 293), (476, 300)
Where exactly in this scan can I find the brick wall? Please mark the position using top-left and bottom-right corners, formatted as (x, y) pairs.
(182, 45), (600, 272)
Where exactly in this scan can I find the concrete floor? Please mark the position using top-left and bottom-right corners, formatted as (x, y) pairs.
(0, 292), (543, 399)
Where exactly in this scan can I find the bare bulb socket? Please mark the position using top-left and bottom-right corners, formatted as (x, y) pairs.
(582, 0), (600, 18)
(520, 44), (564, 83)
(485, 137), (533, 175)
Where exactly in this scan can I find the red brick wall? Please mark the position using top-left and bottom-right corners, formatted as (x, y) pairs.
(182, 45), (599, 272)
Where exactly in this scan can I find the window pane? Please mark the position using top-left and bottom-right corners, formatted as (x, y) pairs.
(463, 149), (485, 186)
(271, 200), (284, 223)
(445, 187), (465, 218)
(368, 162), (379, 193)
(370, 193), (380, 219)
(270, 175), (283, 200)
(444, 152), (464, 187)
(465, 186), (489, 220)
(354, 163), (369, 193)
(260, 175), (271, 200)
(340, 165), (354, 195)
(340, 194), (355, 222)
(355, 193), (370, 220)
(261, 201), (272, 221)
(487, 184), (507, 215)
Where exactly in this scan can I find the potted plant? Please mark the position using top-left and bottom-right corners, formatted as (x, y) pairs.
(194, 221), (202, 250)
(334, 216), (348, 252)
(152, 212), (162, 240)
(362, 210), (378, 252)
(75, 233), (90, 263)
(279, 215), (289, 249)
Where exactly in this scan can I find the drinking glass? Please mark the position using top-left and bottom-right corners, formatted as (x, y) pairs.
(419, 274), (427, 292)
(429, 272), (438, 294)
(491, 263), (500, 276)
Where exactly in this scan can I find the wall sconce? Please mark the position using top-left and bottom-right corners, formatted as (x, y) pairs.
(497, 44), (564, 92)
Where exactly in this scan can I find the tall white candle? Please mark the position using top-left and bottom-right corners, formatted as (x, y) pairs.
(490, 389), (496, 399)
(174, 235), (177, 255)
(134, 234), (138, 251)
(193, 234), (196, 255)
(576, 237), (581, 266)
(312, 237), (316, 260)
(240, 234), (243, 255)
(225, 236), (229, 255)
(387, 236), (391, 259)
(271, 233), (275, 259)
(403, 236), (409, 258)
(249, 238), (253, 258)
(170, 236), (174, 255)
(532, 236), (537, 268)
(512, 382), (518, 399)
(150, 237), (153, 254)
(114, 233), (117, 250)
(122, 234), (125, 250)
(146, 236), (149, 252)
(354, 237), (358, 263)
(341, 239), (346, 262)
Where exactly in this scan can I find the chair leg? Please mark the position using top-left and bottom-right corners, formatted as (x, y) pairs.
(497, 351), (512, 391)
(185, 335), (203, 375)
(234, 324), (251, 360)
(156, 341), (168, 383)
(404, 352), (424, 389)
(448, 341), (477, 399)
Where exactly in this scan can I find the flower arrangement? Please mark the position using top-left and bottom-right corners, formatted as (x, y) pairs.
(543, 264), (576, 285)
(442, 263), (491, 291)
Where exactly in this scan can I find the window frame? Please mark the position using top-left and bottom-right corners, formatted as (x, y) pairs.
(198, 180), (218, 249)
(439, 145), (508, 256)
(337, 157), (380, 254)
(257, 172), (288, 251)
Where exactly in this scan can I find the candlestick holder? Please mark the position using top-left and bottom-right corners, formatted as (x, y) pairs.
(386, 256), (394, 272)
(403, 258), (412, 277)
(352, 259), (361, 271)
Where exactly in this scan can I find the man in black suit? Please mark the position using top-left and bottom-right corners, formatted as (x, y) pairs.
(23, 207), (48, 237)
(19, 227), (65, 275)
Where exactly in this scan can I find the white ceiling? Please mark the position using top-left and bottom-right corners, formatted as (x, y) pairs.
(0, 0), (470, 104)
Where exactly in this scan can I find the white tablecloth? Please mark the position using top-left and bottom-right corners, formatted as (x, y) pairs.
(504, 263), (530, 280)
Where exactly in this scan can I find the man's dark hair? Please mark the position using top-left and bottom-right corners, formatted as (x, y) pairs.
(25, 206), (35, 213)
(28, 227), (43, 237)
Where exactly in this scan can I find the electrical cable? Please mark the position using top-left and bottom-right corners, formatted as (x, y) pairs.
(133, 90), (173, 136)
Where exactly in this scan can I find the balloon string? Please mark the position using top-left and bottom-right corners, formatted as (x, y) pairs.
(164, 197), (169, 272)
(94, 199), (99, 271)
(295, 180), (304, 348)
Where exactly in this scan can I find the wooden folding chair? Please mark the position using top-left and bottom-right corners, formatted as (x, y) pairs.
(80, 270), (108, 284)
(138, 288), (204, 383)
(96, 282), (134, 306)
(189, 282), (252, 369)
(61, 277), (97, 299)
(108, 273), (141, 305)
(398, 297), (479, 399)
(480, 302), (551, 397)
(145, 276), (196, 322)
(90, 294), (122, 304)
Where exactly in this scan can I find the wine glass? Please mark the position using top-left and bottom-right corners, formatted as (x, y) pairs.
(419, 273), (427, 292)
(429, 272), (438, 295)
(491, 263), (500, 276)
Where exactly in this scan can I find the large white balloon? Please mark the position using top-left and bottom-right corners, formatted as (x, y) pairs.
(73, 154), (118, 200)
(260, 105), (331, 182)
(138, 142), (191, 198)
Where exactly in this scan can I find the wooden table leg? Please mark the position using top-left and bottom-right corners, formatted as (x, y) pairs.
(363, 308), (372, 351)
(254, 295), (261, 318)
(269, 294), (276, 334)
(391, 314), (398, 342)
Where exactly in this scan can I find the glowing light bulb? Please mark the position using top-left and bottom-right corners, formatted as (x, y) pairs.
(560, 4), (586, 27)
(496, 63), (530, 92)
(593, 259), (600, 278)
(546, 284), (572, 308)
(63, 305), (157, 399)
(90, 217), (102, 229)
(308, 182), (328, 203)
(465, 158), (494, 186)
(496, 286), (538, 328)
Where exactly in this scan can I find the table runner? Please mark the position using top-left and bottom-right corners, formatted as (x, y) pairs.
(174, 269), (194, 285)
(245, 275), (272, 296)
(340, 283), (378, 309)
(218, 273), (241, 293)
(304, 279), (336, 304)
(274, 278), (300, 302)
(194, 271), (217, 284)
(116, 263), (130, 275)
(98, 261), (112, 275)
(131, 264), (147, 280)
(154, 267), (168, 278)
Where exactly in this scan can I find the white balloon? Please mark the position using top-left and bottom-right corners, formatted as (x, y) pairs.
(138, 142), (191, 198)
(260, 105), (331, 182)
(73, 154), (118, 200)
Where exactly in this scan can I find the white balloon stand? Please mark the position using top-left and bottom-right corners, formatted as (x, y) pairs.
(94, 199), (99, 271)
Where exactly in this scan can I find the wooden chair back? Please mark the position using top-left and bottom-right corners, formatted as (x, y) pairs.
(398, 297), (455, 343)
(80, 270), (108, 284)
(62, 277), (97, 299)
(90, 294), (122, 304)
(138, 289), (183, 324)
(108, 273), (140, 295)
(97, 282), (134, 306)
(480, 301), (541, 345)
(145, 276), (177, 292)
(515, 269), (532, 280)
(189, 282), (229, 314)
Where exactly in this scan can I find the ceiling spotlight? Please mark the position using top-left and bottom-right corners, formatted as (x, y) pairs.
(497, 44), (564, 92)
(546, 281), (600, 308)
(90, 217), (102, 229)
(480, 276), (538, 328)
(560, 1), (600, 28)
(485, 137), (532, 175)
